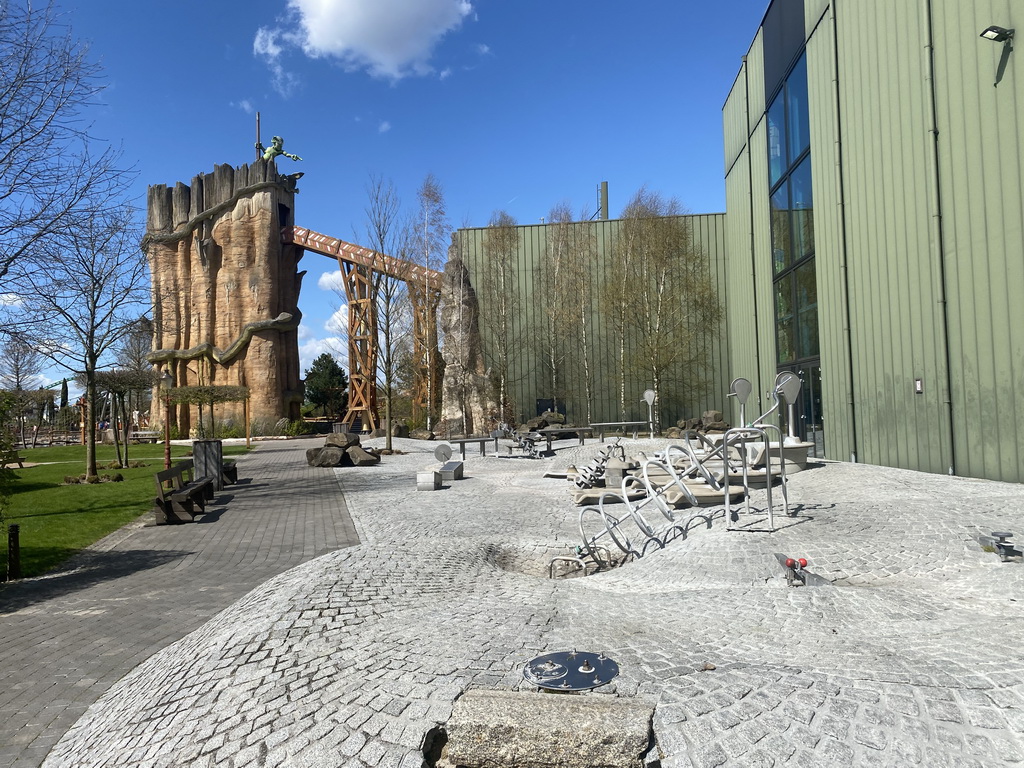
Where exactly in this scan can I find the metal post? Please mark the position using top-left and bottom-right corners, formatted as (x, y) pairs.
(7, 524), (21, 581)
(642, 389), (656, 439)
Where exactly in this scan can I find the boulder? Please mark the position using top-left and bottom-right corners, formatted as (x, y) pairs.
(310, 445), (347, 467)
(540, 410), (566, 425)
(305, 447), (323, 465)
(410, 429), (435, 440)
(391, 422), (410, 438)
(347, 445), (381, 466)
(664, 426), (683, 439)
(325, 432), (360, 449)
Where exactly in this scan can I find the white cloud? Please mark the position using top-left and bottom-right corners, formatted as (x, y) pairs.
(476, 43), (490, 55)
(317, 270), (346, 292)
(253, 26), (300, 95)
(299, 335), (348, 375)
(259, 0), (473, 81)
(234, 99), (255, 114)
(325, 307), (348, 335)
(378, 120), (391, 133)
(0, 293), (22, 307)
(439, 67), (452, 80)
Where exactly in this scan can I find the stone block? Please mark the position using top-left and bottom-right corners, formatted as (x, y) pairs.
(440, 460), (464, 481)
(347, 446), (381, 466)
(444, 689), (653, 768)
(311, 446), (346, 467)
(417, 470), (442, 491)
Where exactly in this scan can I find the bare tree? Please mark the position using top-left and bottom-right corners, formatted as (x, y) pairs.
(534, 202), (575, 416)
(616, 188), (721, 428)
(0, 336), (46, 444)
(0, 337), (44, 390)
(363, 175), (410, 451)
(563, 213), (598, 424)
(10, 202), (148, 477)
(0, 1), (129, 282)
(602, 220), (637, 420)
(479, 211), (522, 425)
(414, 173), (449, 430)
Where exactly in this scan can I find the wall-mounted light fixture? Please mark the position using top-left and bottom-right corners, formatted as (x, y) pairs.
(981, 26), (1016, 86)
(980, 25), (1015, 42)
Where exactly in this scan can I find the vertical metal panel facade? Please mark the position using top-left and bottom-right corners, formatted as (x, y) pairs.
(804, 5), (856, 461)
(456, 215), (730, 428)
(930, 0), (1024, 481)
(723, 67), (749, 176)
(833, 0), (953, 474)
(728, 0), (1024, 481)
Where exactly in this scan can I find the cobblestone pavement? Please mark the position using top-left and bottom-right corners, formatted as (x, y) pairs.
(0, 439), (359, 768)
(16, 437), (1024, 767)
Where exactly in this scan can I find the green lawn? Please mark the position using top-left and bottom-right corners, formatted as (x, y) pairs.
(1, 443), (250, 579)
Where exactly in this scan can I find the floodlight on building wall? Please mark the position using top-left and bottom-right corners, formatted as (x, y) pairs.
(980, 25), (1015, 42)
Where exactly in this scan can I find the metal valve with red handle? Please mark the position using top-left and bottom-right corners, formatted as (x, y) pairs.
(783, 556), (808, 586)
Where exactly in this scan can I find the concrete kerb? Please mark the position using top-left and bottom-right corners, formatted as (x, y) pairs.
(28, 437), (1024, 768)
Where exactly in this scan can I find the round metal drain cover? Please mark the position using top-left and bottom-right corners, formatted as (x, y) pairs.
(523, 650), (619, 691)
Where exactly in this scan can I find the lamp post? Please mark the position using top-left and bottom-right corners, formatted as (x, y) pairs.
(159, 371), (173, 470)
(642, 389), (656, 440)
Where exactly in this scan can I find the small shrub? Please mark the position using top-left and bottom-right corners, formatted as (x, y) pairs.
(218, 423), (244, 439)
(85, 475), (100, 484)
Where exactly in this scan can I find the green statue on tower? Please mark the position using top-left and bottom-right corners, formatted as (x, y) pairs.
(256, 135), (302, 162)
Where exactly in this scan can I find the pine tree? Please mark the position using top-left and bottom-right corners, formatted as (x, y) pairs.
(304, 354), (349, 419)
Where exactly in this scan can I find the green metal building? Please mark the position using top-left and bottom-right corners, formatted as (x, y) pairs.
(724, 0), (1024, 482)
(456, 214), (731, 429)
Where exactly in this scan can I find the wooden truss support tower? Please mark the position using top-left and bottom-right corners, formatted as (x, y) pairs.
(283, 226), (442, 432)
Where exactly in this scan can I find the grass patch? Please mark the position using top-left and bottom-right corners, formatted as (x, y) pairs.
(2, 443), (250, 579)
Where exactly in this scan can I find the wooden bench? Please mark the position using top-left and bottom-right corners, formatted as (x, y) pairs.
(448, 436), (498, 459)
(0, 452), (25, 469)
(590, 421), (649, 441)
(129, 430), (161, 443)
(153, 459), (215, 524)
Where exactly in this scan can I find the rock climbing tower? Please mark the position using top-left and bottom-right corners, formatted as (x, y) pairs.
(144, 161), (305, 432)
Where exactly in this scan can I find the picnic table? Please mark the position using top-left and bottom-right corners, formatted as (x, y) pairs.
(536, 426), (593, 451)
(589, 421), (649, 441)
(448, 436), (499, 459)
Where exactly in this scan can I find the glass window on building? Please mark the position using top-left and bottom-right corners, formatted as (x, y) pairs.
(768, 50), (822, 453)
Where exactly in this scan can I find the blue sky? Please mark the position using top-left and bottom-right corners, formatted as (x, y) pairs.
(64, 0), (768, 381)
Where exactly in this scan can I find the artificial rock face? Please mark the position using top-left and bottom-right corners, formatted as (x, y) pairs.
(438, 244), (496, 436)
(145, 161), (305, 432)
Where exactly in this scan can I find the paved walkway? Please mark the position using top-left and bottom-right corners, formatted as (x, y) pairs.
(0, 438), (358, 768)
(4, 436), (1024, 767)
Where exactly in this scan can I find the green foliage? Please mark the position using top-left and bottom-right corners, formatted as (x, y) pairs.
(216, 421), (245, 439)
(304, 353), (348, 419)
(283, 419), (311, 436)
